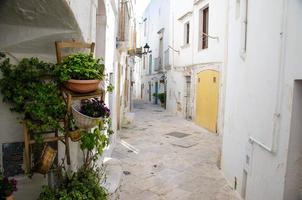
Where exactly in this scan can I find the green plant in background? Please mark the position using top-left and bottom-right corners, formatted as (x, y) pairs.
(38, 167), (107, 200)
(106, 84), (114, 93)
(54, 53), (105, 82)
(152, 93), (166, 104)
(157, 93), (166, 104)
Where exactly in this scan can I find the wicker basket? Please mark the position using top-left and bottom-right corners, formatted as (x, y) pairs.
(69, 129), (82, 142)
(36, 145), (57, 175)
(72, 103), (103, 129)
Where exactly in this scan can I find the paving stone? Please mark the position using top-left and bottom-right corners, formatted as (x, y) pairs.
(163, 187), (192, 200)
(113, 100), (239, 200)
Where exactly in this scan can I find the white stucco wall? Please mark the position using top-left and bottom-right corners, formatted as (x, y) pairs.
(221, 0), (302, 199)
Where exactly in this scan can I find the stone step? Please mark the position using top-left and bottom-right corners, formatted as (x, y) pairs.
(100, 157), (123, 199)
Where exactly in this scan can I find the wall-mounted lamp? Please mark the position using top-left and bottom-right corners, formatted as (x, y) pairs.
(131, 43), (152, 57)
(142, 43), (152, 54)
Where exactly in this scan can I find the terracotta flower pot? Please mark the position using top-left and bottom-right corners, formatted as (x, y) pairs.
(65, 79), (101, 93)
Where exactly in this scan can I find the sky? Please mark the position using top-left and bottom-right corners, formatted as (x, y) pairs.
(135, 0), (151, 20)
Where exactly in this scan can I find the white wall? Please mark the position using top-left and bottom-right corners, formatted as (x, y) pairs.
(222, 0), (302, 199)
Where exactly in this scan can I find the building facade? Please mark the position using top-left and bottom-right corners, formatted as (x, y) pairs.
(136, 0), (228, 134)
(137, 0), (171, 106)
(221, 0), (302, 199)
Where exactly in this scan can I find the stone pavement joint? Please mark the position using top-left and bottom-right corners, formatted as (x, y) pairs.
(113, 100), (240, 200)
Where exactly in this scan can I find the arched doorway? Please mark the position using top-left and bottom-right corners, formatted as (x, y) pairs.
(195, 70), (219, 133)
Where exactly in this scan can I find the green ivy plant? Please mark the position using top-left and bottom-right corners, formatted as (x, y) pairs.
(0, 53), (55, 112)
(54, 53), (105, 82)
(23, 83), (66, 133)
(0, 53), (66, 136)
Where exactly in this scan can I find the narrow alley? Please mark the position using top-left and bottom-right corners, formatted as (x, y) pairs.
(113, 101), (239, 200)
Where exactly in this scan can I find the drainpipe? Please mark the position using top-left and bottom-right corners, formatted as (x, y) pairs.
(248, 0), (288, 153)
(220, 0), (230, 137)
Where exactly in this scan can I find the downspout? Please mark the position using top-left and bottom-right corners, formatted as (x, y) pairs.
(248, 0), (288, 153)
(220, 0), (230, 136)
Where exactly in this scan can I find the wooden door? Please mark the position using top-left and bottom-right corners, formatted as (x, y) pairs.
(195, 70), (219, 133)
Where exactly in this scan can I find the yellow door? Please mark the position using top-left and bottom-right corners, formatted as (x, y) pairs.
(195, 70), (219, 133)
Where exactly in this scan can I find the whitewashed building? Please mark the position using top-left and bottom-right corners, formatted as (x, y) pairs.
(166, 0), (228, 134)
(137, 0), (171, 105)
(0, 0), (136, 198)
(137, 0), (228, 134)
(221, 0), (302, 199)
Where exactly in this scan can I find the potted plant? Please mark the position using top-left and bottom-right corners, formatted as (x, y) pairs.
(0, 170), (17, 200)
(54, 53), (105, 93)
(72, 98), (110, 129)
(38, 125), (111, 200)
(157, 93), (166, 107)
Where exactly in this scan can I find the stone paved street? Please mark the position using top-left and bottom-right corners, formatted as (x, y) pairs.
(113, 101), (240, 200)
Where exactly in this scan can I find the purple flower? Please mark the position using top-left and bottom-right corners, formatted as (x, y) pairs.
(80, 98), (111, 118)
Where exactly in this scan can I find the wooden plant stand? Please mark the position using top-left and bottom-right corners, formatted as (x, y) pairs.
(22, 121), (70, 173)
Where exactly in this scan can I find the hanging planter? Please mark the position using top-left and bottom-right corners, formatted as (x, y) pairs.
(72, 103), (103, 129)
(72, 98), (110, 129)
(36, 145), (57, 175)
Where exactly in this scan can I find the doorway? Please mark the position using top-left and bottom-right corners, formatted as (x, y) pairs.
(155, 82), (159, 104)
(148, 82), (152, 102)
(195, 70), (219, 133)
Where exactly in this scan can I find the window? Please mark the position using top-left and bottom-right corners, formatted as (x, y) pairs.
(199, 6), (209, 50)
(159, 37), (163, 69)
(241, 0), (248, 54)
(184, 22), (190, 45)
(149, 54), (152, 74)
(236, 0), (241, 19)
